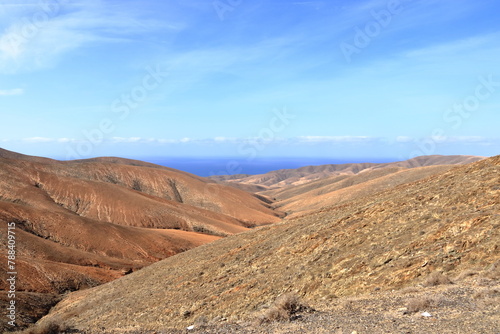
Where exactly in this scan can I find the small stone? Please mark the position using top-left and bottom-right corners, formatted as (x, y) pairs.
(421, 312), (432, 317)
(187, 325), (195, 330)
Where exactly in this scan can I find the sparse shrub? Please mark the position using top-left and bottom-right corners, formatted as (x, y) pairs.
(193, 315), (208, 327)
(483, 261), (500, 280)
(132, 179), (142, 191)
(455, 269), (479, 281)
(21, 321), (69, 334)
(274, 293), (303, 315)
(258, 306), (289, 323)
(193, 225), (212, 234)
(400, 286), (421, 294)
(473, 288), (500, 299)
(256, 293), (308, 324)
(406, 297), (434, 313)
(182, 310), (193, 318)
(424, 271), (453, 287)
(105, 174), (119, 184)
(192, 225), (227, 237)
(473, 288), (500, 308)
(241, 221), (257, 228)
(340, 298), (355, 310)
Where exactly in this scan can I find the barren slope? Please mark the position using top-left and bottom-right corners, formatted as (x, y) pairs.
(37, 156), (499, 332)
(0, 148), (282, 330)
(211, 155), (484, 189)
(268, 165), (457, 217)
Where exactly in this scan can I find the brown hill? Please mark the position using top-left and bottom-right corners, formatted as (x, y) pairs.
(210, 155), (484, 189)
(0, 149), (282, 330)
(35, 156), (499, 332)
(0, 148), (57, 164)
(265, 165), (458, 217)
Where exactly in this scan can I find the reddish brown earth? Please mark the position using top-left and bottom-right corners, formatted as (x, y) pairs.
(0, 148), (281, 330)
(27, 155), (499, 333)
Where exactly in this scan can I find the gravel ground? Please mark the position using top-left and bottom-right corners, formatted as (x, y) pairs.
(34, 280), (498, 334)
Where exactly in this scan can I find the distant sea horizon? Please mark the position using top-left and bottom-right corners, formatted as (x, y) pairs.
(136, 157), (401, 177)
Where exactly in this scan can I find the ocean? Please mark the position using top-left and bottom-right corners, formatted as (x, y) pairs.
(138, 157), (398, 177)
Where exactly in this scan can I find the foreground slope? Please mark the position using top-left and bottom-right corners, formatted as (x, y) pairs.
(0, 148), (281, 329)
(38, 156), (499, 332)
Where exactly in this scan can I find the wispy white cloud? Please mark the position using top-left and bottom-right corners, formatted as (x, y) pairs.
(53, 136), (373, 145)
(156, 138), (179, 144)
(396, 136), (413, 143)
(111, 137), (206, 144)
(442, 136), (490, 143)
(405, 33), (500, 59)
(157, 33), (304, 76)
(297, 136), (377, 143)
(0, 88), (23, 96)
(111, 137), (143, 143)
(26, 136), (379, 145)
(17, 136), (498, 148)
(0, 1), (183, 73)
(22, 137), (79, 143)
(213, 137), (239, 143)
(292, 1), (326, 10)
(350, 0), (394, 12)
(23, 137), (54, 143)
(396, 135), (496, 145)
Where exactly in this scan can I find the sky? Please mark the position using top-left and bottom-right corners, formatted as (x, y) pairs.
(0, 0), (499, 163)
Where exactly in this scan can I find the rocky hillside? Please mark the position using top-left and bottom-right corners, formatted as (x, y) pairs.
(34, 155), (499, 333)
(264, 165), (457, 217)
(0, 148), (282, 330)
(210, 155), (484, 189)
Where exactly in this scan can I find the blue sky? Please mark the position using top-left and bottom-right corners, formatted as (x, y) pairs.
(1, 0), (499, 162)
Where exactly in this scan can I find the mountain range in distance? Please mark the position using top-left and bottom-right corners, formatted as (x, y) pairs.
(0, 148), (498, 333)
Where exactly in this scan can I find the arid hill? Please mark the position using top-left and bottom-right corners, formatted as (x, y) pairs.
(263, 165), (458, 217)
(35, 155), (499, 333)
(0, 148), (282, 330)
(210, 155), (483, 189)
(213, 155), (485, 218)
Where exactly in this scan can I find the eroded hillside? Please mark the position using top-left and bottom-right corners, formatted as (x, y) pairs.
(210, 155), (483, 189)
(0, 148), (282, 330)
(35, 156), (499, 332)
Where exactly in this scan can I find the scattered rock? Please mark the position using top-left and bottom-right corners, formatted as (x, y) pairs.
(398, 307), (409, 315)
